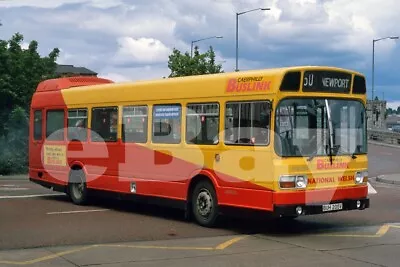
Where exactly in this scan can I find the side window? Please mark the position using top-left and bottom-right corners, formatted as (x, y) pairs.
(225, 101), (270, 146)
(152, 104), (181, 144)
(33, 110), (42, 140)
(46, 110), (65, 141)
(91, 107), (118, 142)
(186, 103), (219, 144)
(122, 105), (148, 143)
(67, 109), (88, 141)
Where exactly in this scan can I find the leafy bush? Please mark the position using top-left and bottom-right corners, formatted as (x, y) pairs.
(0, 107), (29, 175)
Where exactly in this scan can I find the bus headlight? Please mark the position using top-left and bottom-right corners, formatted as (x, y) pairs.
(355, 170), (368, 184)
(279, 175), (308, 189)
(296, 175), (307, 188)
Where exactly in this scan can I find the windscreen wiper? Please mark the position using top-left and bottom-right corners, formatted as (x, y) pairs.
(332, 144), (357, 159)
(307, 150), (318, 162)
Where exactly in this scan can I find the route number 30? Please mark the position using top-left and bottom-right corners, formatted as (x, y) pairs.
(304, 74), (314, 87)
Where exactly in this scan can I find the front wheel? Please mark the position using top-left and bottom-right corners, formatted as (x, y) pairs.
(191, 180), (219, 227)
(68, 169), (88, 205)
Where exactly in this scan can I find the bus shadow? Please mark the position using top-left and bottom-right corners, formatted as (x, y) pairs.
(41, 194), (367, 237)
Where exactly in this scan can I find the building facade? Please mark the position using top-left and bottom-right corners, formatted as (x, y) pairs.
(55, 64), (97, 77)
(366, 99), (386, 129)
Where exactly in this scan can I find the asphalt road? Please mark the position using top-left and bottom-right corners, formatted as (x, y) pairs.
(0, 142), (399, 266)
(367, 142), (400, 177)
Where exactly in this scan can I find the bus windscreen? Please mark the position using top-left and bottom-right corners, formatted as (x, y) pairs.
(274, 98), (367, 157)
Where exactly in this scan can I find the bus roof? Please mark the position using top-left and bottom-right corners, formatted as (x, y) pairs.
(36, 66), (366, 106)
(36, 76), (114, 92)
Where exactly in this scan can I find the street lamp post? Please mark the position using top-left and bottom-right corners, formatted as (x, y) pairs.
(235, 7), (270, 72)
(191, 36), (223, 57)
(372, 36), (399, 100)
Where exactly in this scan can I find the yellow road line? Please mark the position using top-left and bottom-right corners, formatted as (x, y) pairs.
(215, 235), (248, 250)
(315, 224), (400, 238)
(0, 245), (97, 265)
(0, 235), (247, 265)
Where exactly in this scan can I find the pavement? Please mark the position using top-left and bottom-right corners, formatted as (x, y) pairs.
(375, 174), (400, 185)
(367, 141), (400, 185)
(1, 224), (400, 267)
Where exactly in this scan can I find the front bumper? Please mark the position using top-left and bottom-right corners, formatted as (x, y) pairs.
(274, 198), (370, 217)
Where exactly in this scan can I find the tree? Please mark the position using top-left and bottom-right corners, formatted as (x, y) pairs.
(0, 32), (60, 174)
(167, 45), (223, 78)
(0, 32), (60, 137)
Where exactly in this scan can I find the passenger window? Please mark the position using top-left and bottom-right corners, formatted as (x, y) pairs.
(225, 101), (270, 146)
(33, 110), (42, 141)
(122, 106), (148, 143)
(152, 104), (181, 144)
(67, 109), (88, 141)
(46, 110), (65, 141)
(186, 103), (219, 144)
(91, 107), (118, 142)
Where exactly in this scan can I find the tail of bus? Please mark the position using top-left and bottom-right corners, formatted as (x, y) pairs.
(28, 76), (114, 189)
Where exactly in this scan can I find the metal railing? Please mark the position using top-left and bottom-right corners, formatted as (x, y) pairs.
(367, 128), (400, 145)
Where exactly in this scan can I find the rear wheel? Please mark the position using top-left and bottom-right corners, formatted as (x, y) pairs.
(191, 180), (219, 227)
(68, 169), (88, 205)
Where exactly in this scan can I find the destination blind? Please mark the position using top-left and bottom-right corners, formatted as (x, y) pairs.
(302, 70), (352, 93)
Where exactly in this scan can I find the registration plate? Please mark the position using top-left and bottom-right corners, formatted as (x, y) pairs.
(322, 203), (343, 212)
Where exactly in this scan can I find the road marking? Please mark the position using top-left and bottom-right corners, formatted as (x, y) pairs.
(47, 209), (109, 215)
(0, 185), (30, 191)
(0, 235), (249, 265)
(0, 188), (30, 191)
(0, 193), (64, 199)
(368, 182), (377, 194)
(101, 244), (214, 250)
(0, 245), (95, 265)
(215, 235), (248, 250)
(315, 223), (400, 238)
(1, 223), (399, 266)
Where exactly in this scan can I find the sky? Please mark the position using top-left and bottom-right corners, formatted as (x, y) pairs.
(0, 0), (399, 109)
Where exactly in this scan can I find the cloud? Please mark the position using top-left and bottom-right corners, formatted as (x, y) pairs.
(1, 0), (399, 100)
(113, 37), (172, 65)
(99, 64), (170, 82)
(78, 12), (176, 41)
(387, 101), (400, 110)
(257, 0), (400, 58)
(0, 0), (124, 9)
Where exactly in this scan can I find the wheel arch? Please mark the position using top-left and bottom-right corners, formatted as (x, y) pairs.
(186, 169), (220, 204)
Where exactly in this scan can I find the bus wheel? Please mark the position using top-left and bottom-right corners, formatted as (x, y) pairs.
(68, 169), (88, 205)
(191, 180), (219, 227)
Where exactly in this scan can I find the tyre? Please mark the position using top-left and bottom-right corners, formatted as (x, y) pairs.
(191, 180), (219, 227)
(68, 168), (88, 205)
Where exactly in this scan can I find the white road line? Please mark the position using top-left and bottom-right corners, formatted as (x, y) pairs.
(368, 182), (377, 194)
(0, 193), (64, 199)
(47, 209), (109, 215)
(0, 188), (30, 191)
(0, 185), (31, 191)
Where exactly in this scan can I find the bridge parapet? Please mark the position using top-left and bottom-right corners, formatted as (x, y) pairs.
(368, 128), (400, 145)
